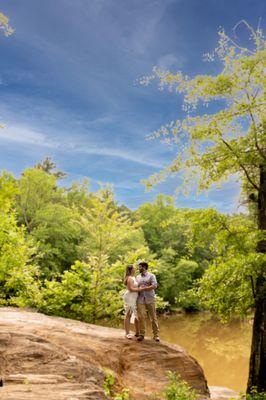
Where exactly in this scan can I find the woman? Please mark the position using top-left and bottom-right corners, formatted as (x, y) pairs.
(123, 264), (144, 339)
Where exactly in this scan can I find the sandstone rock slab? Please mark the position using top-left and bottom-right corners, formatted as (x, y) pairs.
(0, 307), (210, 399)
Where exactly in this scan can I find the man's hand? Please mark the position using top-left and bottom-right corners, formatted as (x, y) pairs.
(139, 284), (156, 292)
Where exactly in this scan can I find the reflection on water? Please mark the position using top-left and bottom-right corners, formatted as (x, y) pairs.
(105, 312), (252, 392)
(156, 312), (252, 392)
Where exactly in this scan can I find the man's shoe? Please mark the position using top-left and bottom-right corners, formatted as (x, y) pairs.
(137, 335), (144, 342)
(153, 336), (160, 342)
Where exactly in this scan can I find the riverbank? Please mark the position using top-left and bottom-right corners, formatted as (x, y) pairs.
(103, 311), (252, 392)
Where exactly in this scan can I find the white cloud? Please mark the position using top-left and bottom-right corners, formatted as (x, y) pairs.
(157, 53), (185, 70)
(0, 125), (59, 148)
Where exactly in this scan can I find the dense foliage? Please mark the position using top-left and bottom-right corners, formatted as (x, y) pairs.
(0, 172), (39, 307)
(0, 162), (257, 323)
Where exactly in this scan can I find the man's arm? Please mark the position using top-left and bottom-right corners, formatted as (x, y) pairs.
(141, 274), (158, 291)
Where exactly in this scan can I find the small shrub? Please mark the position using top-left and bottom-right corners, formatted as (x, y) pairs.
(163, 372), (198, 400)
(114, 389), (130, 400)
(103, 370), (115, 397)
(103, 370), (131, 400)
(240, 388), (266, 400)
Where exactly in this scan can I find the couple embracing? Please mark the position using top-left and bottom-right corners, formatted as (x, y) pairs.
(123, 261), (160, 342)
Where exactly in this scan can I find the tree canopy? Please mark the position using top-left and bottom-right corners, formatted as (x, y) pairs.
(141, 23), (265, 199)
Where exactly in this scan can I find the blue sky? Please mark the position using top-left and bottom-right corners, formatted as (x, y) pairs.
(0, 0), (265, 212)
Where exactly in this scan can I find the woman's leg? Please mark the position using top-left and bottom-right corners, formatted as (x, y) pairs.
(124, 310), (131, 335)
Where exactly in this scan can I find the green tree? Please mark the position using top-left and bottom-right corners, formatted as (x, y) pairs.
(39, 189), (148, 322)
(16, 168), (58, 232)
(136, 197), (221, 266)
(65, 179), (93, 210)
(158, 256), (202, 308)
(77, 190), (145, 322)
(35, 157), (66, 179)
(0, 172), (39, 306)
(78, 189), (145, 263)
(136, 195), (186, 258)
(179, 209), (222, 265)
(197, 213), (258, 320)
(16, 168), (82, 276)
(141, 23), (266, 392)
(0, 170), (18, 210)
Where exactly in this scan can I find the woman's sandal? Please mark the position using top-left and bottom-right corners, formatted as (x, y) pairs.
(126, 333), (133, 339)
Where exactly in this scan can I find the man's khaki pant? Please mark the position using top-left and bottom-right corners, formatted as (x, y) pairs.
(137, 302), (159, 338)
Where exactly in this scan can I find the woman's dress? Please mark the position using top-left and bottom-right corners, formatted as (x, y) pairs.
(123, 277), (138, 323)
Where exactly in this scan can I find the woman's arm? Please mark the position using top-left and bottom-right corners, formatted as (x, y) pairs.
(127, 277), (143, 292)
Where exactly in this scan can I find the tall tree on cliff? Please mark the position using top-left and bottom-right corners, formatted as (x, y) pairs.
(140, 22), (266, 392)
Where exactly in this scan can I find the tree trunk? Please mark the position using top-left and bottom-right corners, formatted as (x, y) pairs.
(247, 164), (266, 393)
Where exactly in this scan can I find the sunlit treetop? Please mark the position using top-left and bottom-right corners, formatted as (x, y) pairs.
(0, 11), (13, 129)
(0, 12), (13, 37)
(139, 21), (266, 197)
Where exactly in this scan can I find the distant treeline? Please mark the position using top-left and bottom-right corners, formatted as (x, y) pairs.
(0, 159), (258, 323)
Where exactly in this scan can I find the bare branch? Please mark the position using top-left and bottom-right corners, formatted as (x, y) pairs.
(221, 138), (260, 191)
(245, 90), (266, 162)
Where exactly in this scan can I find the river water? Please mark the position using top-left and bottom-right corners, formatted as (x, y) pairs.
(156, 312), (252, 393)
(111, 311), (252, 392)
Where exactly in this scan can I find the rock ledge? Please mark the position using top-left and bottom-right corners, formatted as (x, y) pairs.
(0, 307), (209, 399)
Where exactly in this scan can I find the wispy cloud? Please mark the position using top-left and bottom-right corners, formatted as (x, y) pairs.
(74, 145), (163, 168)
(157, 53), (185, 70)
(0, 125), (58, 147)
(119, 0), (172, 55)
(0, 123), (164, 168)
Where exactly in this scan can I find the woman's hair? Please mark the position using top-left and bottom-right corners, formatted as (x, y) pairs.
(124, 264), (134, 285)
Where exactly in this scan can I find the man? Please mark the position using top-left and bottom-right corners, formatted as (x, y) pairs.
(136, 261), (160, 342)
